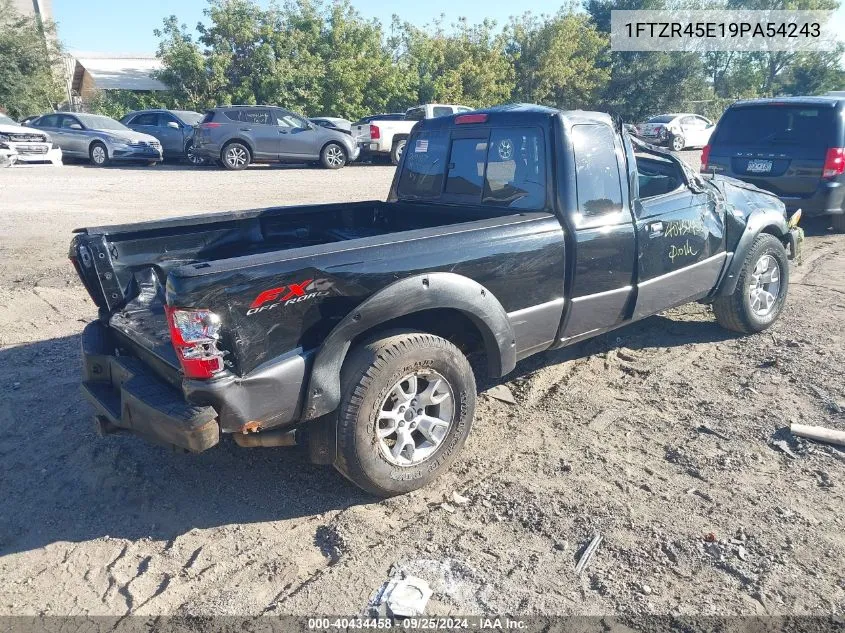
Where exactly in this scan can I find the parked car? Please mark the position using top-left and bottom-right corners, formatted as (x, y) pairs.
(120, 109), (205, 164)
(192, 106), (360, 170)
(702, 96), (845, 232)
(353, 103), (473, 164)
(0, 113), (63, 165)
(71, 105), (802, 496)
(309, 116), (352, 134)
(636, 113), (715, 151)
(27, 112), (162, 166)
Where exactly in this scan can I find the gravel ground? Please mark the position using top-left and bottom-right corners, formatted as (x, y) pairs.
(0, 154), (843, 618)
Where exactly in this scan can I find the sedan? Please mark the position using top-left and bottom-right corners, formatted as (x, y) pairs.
(309, 116), (353, 134)
(121, 109), (205, 164)
(27, 112), (162, 166)
(635, 113), (715, 151)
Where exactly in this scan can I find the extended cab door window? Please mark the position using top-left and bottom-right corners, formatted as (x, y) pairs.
(483, 128), (546, 209)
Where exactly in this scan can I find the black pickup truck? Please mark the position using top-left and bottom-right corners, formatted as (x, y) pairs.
(71, 104), (803, 496)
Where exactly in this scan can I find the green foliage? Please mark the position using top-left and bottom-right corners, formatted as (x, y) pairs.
(507, 10), (610, 109)
(146, 0), (845, 126)
(0, 0), (65, 120)
(86, 90), (180, 120)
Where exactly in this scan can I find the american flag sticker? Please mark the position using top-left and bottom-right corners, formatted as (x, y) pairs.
(415, 139), (429, 152)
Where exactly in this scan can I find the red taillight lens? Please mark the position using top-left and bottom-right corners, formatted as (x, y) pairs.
(199, 122), (222, 129)
(165, 306), (225, 379)
(823, 147), (845, 179)
(701, 144), (711, 171)
(369, 124), (380, 140)
(455, 113), (488, 125)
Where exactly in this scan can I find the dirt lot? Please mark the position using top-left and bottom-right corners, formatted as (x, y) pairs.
(0, 157), (843, 618)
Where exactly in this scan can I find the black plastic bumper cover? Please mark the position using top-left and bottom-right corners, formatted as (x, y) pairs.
(80, 321), (219, 452)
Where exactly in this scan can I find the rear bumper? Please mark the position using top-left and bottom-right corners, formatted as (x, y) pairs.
(81, 322), (219, 452)
(81, 320), (311, 450)
(779, 180), (845, 217)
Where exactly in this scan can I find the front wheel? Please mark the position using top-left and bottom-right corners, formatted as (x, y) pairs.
(185, 141), (205, 166)
(713, 234), (789, 333)
(89, 142), (109, 167)
(390, 138), (406, 165)
(320, 142), (347, 169)
(334, 329), (476, 497)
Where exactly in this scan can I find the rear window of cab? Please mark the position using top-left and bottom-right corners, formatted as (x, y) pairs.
(397, 127), (547, 210)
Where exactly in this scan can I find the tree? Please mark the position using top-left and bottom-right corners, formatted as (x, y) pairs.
(0, 0), (66, 119)
(402, 17), (513, 107)
(507, 9), (609, 109)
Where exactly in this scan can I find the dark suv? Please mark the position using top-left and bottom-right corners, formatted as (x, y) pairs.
(703, 96), (845, 231)
(193, 106), (360, 170)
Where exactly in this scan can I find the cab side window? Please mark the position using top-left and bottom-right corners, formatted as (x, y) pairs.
(132, 112), (158, 126)
(572, 124), (624, 218)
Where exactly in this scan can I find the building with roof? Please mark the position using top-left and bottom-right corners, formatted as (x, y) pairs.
(67, 54), (167, 103)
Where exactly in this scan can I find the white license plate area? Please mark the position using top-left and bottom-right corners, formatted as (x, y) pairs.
(747, 159), (773, 173)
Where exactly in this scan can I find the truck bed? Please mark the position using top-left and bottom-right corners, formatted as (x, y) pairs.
(71, 200), (564, 379)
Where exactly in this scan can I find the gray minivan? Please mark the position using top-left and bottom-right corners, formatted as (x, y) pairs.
(193, 106), (360, 170)
(703, 96), (845, 232)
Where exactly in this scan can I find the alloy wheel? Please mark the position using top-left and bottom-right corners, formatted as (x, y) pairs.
(749, 254), (782, 316)
(225, 146), (248, 168)
(376, 371), (454, 466)
(92, 145), (106, 165)
(325, 145), (345, 168)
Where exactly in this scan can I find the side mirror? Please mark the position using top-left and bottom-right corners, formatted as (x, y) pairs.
(167, 121), (180, 129)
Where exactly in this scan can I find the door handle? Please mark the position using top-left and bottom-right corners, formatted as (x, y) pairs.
(278, 129), (288, 134)
(239, 127), (251, 131)
(648, 221), (664, 237)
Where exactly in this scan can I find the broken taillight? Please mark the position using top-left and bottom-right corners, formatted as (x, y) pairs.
(165, 306), (225, 379)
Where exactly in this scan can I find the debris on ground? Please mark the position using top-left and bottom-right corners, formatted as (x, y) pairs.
(485, 385), (516, 405)
(771, 439), (798, 459)
(369, 575), (432, 618)
(450, 492), (470, 506)
(791, 423), (845, 448)
(575, 533), (603, 575)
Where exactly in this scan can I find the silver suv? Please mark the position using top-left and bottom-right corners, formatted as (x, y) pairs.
(193, 106), (360, 170)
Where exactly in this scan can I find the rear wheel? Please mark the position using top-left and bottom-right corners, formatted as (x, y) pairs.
(831, 213), (845, 233)
(670, 133), (686, 152)
(713, 234), (789, 333)
(334, 329), (476, 496)
(89, 142), (109, 167)
(320, 142), (347, 169)
(221, 142), (250, 170)
(390, 138), (407, 165)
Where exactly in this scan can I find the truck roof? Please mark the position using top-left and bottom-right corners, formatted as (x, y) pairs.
(415, 103), (615, 130)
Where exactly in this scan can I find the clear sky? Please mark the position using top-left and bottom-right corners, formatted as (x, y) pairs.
(52, 0), (568, 54)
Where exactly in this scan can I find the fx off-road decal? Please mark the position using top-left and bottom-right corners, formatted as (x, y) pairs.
(247, 278), (334, 315)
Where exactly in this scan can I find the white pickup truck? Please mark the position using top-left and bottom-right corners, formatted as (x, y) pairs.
(353, 103), (473, 164)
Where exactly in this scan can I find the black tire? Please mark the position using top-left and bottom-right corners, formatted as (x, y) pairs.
(185, 141), (205, 166)
(320, 142), (347, 169)
(390, 138), (407, 165)
(334, 329), (476, 497)
(670, 133), (686, 152)
(831, 213), (845, 233)
(89, 142), (109, 167)
(221, 141), (250, 170)
(146, 161), (158, 167)
(713, 234), (790, 334)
